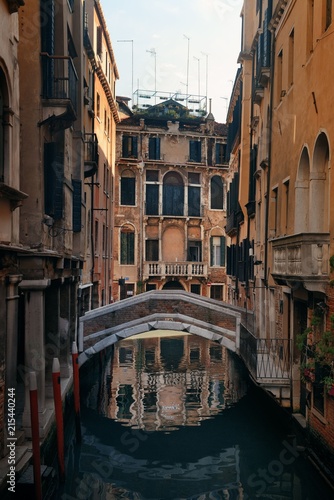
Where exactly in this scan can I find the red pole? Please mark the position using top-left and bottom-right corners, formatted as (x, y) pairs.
(71, 342), (81, 443)
(52, 358), (65, 481)
(29, 372), (42, 500)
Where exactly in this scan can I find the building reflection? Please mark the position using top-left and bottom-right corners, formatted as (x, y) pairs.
(101, 333), (247, 431)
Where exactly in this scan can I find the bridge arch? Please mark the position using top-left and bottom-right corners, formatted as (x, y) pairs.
(78, 290), (242, 366)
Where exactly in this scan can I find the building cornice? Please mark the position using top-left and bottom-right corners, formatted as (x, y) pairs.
(95, 0), (120, 80)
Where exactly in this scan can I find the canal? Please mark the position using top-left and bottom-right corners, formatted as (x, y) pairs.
(58, 332), (334, 499)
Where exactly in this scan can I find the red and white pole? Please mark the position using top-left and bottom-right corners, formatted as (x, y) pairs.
(29, 372), (42, 500)
(52, 358), (65, 481)
(71, 342), (81, 443)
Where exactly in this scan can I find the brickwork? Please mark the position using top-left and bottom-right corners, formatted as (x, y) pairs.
(82, 296), (237, 338)
(309, 397), (334, 474)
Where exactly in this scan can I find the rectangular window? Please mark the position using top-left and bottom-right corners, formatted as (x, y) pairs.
(121, 231), (134, 265)
(96, 92), (100, 118)
(72, 179), (82, 232)
(190, 284), (201, 295)
(288, 29), (294, 87)
(189, 140), (201, 162)
(146, 283), (157, 292)
(146, 184), (159, 214)
(95, 220), (99, 254)
(216, 143), (227, 164)
(188, 241), (202, 262)
(97, 26), (102, 57)
(210, 236), (226, 267)
(122, 135), (138, 158)
(277, 50), (283, 103)
(271, 187), (278, 236)
(44, 142), (64, 220)
(148, 137), (161, 160)
(210, 285), (223, 301)
(121, 177), (136, 205)
(146, 240), (159, 261)
(188, 186), (201, 216)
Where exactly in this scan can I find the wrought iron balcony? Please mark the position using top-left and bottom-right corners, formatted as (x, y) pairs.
(271, 233), (330, 293)
(239, 325), (291, 407)
(40, 53), (78, 127)
(144, 261), (207, 279)
(84, 133), (99, 178)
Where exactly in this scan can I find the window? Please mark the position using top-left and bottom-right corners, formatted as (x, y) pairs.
(210, 236), (226, 267)
(210, 285), (223, 301)
(95, 220), (99, 253)
(216, 143), (227, 164)
(163, 172), (184, 216)
(146, 170), (159, 215)
(277, 50), (283, 103)
(72, 179), (82, 232)
(122, 135), (138, 158)
(96, 92), (100, 118)
(97, 26), (102, 58)
(146, 283), (157, 291)
(146, 240), (159, 261)
(188, 172), (201, 216)
(44, 142), (64, 219)
(326, 0), (332, 30)
(148, 137), (161, 160)
(188, 241), (202, 261)
(283, 179), (289, 233)
(272, 186), (278, 236)
(307, 0), (314, 54)
(288, 29), (294, 87)
(190, 284), (201, 295)
(121, 226), (135, 265)
(189, 140), (201, 162)
(121, 170), (136, 205)
(211, 176), (224, 210)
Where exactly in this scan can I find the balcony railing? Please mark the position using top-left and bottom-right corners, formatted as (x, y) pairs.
(144, 261), (207, 278)
(272, 233), (330, 292)
(41, 53), (78, 112)
(240, 325), (291, 381)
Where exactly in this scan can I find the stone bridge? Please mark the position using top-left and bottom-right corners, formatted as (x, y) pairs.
(78, 290), (242, 366)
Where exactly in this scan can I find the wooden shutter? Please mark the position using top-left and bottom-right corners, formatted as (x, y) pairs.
(72, 179), (82, 232)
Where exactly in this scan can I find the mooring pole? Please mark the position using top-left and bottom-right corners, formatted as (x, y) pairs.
(29, 371), (42, 500)
(71, 342), (82, 443)
(52, 358), (65, 481)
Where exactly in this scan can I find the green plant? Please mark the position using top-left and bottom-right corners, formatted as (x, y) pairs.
(298, 310), (334, 392)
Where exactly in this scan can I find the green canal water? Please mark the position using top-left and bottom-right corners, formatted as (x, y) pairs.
(58, 334), (334, 499)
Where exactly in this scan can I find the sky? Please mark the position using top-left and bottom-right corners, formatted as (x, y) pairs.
(101, 0), (243, 123)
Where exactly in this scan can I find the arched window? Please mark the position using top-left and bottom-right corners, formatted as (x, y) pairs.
(163, 172), (184, 216)
(120, 224), (135, 265)
(121, 170), (136, 206)
(210, 176), (224, 209)
(210, 229), (226, 267)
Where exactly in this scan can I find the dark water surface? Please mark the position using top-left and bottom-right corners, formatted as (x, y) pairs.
(58, 334), (334, 499)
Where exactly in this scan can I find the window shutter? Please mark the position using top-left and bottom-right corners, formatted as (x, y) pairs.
(210, 237), (214, 267)
(97, 26), (102, 57)
(155, 138), (160, 159)
(220, 236), (226, 266)
(132, 136), (138, 158)
(72, 179), (82, 232)
(122, 136), (128, 158)
(44, 143), (64, 219)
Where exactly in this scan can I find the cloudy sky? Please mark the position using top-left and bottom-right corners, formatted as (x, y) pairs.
(101, 0), (243, 123)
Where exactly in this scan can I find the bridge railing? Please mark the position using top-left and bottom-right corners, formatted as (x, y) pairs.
(144, 261), (207, 278)
(240, 324), (291, 381)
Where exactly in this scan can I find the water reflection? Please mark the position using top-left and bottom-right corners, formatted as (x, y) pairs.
(59, 333), (334, 500)
(101, 333), (247, 432)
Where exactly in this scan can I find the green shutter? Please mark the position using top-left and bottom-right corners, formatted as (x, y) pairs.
(210, 237), (214, 266)
(220, 236), (226, 267)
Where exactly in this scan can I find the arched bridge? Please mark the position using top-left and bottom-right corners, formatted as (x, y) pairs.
(78, 290), (242, 366)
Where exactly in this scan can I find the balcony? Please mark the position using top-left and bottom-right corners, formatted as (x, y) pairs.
(144, 261), (207, 279)
(40, 53), (78, 130)
(239, 325), (291, 407)
(271, 233), (330, 293)
(84, 133), (99, 178)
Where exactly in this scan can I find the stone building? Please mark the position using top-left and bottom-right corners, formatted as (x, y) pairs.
(227, 0), (334, 474)
(81, 0), (119, 313)
(0, 0), (26, 459)
(113, 95), (228, 302)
